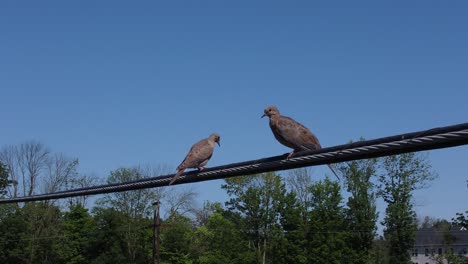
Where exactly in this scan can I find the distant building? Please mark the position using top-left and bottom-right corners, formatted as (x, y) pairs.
(411, 226), (468, 264)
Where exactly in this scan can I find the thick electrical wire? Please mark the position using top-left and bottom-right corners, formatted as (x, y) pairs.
(1, 122), (468, 204)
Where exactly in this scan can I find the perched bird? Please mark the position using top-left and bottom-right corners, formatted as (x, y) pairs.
(169, 133), (221, 185)
(261, 105), (339, 180)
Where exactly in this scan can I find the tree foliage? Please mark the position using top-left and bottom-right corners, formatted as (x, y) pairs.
(55, 204), (97, 264)
(305, 179), (346, 264)
(452, 211), (468, 228)
(0, 161), (12, 196)
(222, 172), (286, 264)
(340, 158), (379, 264)
(378, 153), (436, 264)
(0, 141), (446, 264)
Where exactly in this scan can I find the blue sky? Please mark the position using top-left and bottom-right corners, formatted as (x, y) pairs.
(1, 1), (467, 222)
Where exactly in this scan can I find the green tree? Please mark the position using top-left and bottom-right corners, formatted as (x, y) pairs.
(222, 172), (286, 264)
(339, 158), (378, 264)
(0, 161), (12, 196)
(194, 201), (223, 227)
(97, 167), (158, 264)
(378, 153), (436, 264)
(193, 210), (255, 264)
(91, 207), (129, 264)
(371, 237), (390, 264)
(22, 202), (62, 264)
(55, 204), (97, 264)
(305, 178), (347, 264)
(99, 167), (159, 218)
(0, 204), (29, 263)
(272, 190), (307, 264)
(160, 213), (195, 264)
(452, 211), (468, 228)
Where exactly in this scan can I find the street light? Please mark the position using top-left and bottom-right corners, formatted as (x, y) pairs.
(152, 200), (161, 264)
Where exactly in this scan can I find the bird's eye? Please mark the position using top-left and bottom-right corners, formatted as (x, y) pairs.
(268, 109), (272, 112)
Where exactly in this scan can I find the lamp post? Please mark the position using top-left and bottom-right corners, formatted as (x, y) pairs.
(152, 200), (161, 264)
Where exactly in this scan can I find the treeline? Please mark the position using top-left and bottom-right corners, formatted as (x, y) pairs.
(0, 141), (465, 264)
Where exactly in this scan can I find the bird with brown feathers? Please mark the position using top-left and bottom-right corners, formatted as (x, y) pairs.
(169, 133), (221, 185)
(261, 105), (339, 180)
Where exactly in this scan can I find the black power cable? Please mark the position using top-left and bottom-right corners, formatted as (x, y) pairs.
(1, 122), (467, 204)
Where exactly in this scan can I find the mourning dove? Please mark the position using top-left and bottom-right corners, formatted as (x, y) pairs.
(169, 133), (221, 185)
(261, 106), (339, 180)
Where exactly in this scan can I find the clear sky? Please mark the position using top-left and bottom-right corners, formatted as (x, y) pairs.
(1, 1), (467, 223)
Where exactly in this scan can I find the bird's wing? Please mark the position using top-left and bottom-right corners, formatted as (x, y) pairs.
(275, 116), (337, 179)
(276, 116), (322, 151)
(178, 138), (214, 169)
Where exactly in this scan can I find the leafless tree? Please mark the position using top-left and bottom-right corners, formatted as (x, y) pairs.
(164, 186), (198, 218)
(138, 163), (171, 203)
(17, 141), (50, 196)
(43, 153), (79, 194)
(1, 142), (84, 204)
(66, 173), (99, 208)
(286, 168), (315, 218)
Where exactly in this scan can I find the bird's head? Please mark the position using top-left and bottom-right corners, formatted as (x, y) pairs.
(210, 133), (221, 147)
(261, 105), (280, 119)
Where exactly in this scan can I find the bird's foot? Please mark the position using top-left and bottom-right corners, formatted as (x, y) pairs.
(198, 167), (205, 172)
(286, 151), (295, 160)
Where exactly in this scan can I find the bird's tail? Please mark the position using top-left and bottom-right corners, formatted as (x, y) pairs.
(169, 169), (185, 185)
(327, 164), (340, 181)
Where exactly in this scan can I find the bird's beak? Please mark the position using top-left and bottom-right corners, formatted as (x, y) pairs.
(261, 114), (266, 118)
(217, 141), (221, 147)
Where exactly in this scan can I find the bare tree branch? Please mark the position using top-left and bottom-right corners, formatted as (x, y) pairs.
(164, 186), (198, 218)
(17, 141), (50, 196)
(44, 153), (79, 194)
